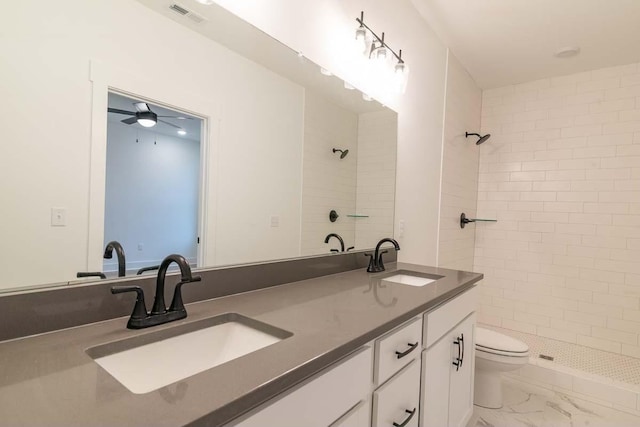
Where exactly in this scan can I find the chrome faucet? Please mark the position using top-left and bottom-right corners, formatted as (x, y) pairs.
(104, 241), (126, 277)
(366, 238), (400, 273)
(324, 233), (345, 253)
(111, 254), (201, 329)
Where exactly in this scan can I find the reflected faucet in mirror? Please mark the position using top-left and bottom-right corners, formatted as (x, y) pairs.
(324, 233), (355, 253)
(366, 238), (400, 273)
(104, 241), (126, 277)
(111, 254), (201, 329)
(325, 233), (344, 253)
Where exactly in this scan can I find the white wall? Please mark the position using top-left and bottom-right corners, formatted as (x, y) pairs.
(437, 53), (482, 271)
(104, 122), (199, 271)
(475, 62), (640, 357)
(0, 0), (304, 289)
(355, 110), (398, 249)
(212, 0), (449, 265)
(301, 92), (358, 255)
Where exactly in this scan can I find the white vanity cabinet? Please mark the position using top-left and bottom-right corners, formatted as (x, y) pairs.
(420, 288), (477, 427)
(232, 286), (477, 427)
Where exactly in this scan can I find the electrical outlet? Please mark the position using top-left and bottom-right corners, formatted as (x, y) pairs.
(398, 220), (405, 237)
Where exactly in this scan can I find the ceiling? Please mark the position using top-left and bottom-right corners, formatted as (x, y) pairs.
(108, 92), (202, 141)
(411, 0), (640, 89)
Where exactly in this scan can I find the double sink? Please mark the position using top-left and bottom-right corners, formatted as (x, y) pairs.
(87, 270), (442, 394)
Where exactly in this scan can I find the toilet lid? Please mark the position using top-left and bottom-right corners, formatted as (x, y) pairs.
(475, 328), (529, 354)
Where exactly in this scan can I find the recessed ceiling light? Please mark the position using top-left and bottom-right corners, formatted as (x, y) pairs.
(555, 46), (580, 58)
(177, 129), (187, 136)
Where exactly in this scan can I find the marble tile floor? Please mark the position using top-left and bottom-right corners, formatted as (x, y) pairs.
(468, 377), (640, 427)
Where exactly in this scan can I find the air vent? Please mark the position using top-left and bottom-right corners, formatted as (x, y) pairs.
(169, 3), (207, 24)
(169, 3), (189, 15)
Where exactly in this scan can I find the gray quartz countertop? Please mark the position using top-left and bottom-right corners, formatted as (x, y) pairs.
(0, 262), (482, 427)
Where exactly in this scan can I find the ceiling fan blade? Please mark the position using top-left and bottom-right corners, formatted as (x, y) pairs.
(157, 115), (194, 120)
(158, 119), (181, 129)
(108, 108), (136, 115)
(133, 102), (151, 113)
(121, 116), (138, 125)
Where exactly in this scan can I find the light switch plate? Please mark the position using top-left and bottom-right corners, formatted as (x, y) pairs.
(51, 208), (66, 226)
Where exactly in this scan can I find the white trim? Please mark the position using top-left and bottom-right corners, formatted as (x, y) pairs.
(434, 49), (450, 267)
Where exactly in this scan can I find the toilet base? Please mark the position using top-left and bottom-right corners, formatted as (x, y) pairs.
(474, 369), (503, 409)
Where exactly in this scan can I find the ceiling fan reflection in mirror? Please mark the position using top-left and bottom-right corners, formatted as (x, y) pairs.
(107, 102), (192, 129)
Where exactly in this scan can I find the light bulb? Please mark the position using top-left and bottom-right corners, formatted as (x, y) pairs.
(354, 25), (368, 54)
(393, 61), (410, 94)
(137, 118), (156, 128)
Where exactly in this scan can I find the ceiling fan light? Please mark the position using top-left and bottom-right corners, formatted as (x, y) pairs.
(137, 111), (157, 127)
(137, 118), (156, 127)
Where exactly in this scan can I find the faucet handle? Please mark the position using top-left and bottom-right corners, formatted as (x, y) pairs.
(365, 253), (377, 273)
(169, 276), (202, 313)
(330, 249), (340, 253)
(347, 246), (355, 251)
(111, 286), (148, 322)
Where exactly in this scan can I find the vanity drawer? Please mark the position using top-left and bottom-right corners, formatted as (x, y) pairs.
(372, 359), (420, 427)
(374, 317), (422, 385)
(423, 286), (478, 348)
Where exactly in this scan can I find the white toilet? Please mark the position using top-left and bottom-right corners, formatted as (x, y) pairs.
(474, 327), (529, 409)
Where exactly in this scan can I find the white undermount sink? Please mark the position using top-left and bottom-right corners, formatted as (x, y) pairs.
(382, 271), (443, 287)
(87, 313), (292, 394)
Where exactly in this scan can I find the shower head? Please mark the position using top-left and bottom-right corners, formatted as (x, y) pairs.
(332, 148), (349, 159)
(465, 132), (491, 145)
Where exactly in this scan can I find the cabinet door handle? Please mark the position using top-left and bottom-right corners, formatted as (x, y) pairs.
(452, 336), (462, 371)
(392, 408), (416, 427)
(395, 342), (419, 359)
(459, 333), (465, 368)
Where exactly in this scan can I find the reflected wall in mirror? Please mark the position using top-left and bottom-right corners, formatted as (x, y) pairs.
(0, 0), (397, 293)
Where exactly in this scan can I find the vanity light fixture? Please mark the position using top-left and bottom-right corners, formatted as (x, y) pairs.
(320, 67), (333, 76)
(344, 81), (355, 90)
(362, 93), (373, 102)
(355, 11), (408, 92)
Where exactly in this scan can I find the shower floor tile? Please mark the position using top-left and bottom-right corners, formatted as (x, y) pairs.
(470, 377), (640, 427)
(485, 325), (640, 386)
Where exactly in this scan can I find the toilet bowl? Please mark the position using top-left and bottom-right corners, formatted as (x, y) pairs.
(474, 327), (529, 409)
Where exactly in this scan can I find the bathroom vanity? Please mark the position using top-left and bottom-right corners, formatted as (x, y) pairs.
(0, 262), (481, 427)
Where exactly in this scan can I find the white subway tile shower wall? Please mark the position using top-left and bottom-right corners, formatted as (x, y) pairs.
(437, 53), (482, 271)
(354, 109), (397, 249)
(475, 62), (640, 357)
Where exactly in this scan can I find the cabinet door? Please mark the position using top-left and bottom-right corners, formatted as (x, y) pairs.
(447, 313), (475, 427)
(233, 347), (372, 427)
(420, 337), (452, 427)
